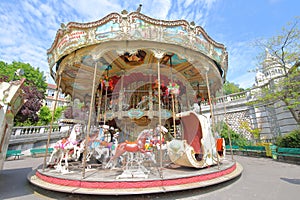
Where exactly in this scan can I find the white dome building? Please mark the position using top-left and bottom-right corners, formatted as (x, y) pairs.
(254, 48), (291, 86)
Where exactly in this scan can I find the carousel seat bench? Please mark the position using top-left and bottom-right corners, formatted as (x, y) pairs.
(30, 148), (54, 157)
(6, 150), (24, 160)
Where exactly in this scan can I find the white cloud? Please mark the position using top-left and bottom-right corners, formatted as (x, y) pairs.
(225, 40), (260, 88)
(1, 0), (257, 89)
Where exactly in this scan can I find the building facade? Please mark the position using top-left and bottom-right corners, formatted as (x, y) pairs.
(44, 83), (70, 110)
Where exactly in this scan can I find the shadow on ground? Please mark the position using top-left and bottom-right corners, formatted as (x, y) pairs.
(280, 177), (300, 185)
(0, 167), (34, 199)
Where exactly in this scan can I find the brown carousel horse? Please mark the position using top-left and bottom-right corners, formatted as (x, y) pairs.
(105, 125), (168, 168)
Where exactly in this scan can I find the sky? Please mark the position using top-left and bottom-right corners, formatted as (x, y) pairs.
(0, 0), (299, 88)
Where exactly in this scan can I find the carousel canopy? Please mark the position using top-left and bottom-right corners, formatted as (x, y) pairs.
(47, 10), (228, 101)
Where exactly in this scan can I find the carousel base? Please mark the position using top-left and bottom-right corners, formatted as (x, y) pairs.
(27, 159), (242, 195)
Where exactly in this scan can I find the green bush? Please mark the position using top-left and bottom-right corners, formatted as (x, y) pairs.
(275, 129), (300, 148)
(218, 121), (251, 147)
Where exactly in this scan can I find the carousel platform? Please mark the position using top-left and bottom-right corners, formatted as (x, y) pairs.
(27, 159), (242, 195)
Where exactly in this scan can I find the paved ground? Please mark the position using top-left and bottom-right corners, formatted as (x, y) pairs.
(0, 155), (299, 200)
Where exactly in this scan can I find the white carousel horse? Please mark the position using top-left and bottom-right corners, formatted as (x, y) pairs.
(48, 124), (82, 173)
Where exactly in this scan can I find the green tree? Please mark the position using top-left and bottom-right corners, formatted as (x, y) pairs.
(253, 17), (300, 124)
(222, 81), (244, 95)
(275, 129), (300, 148)
(219, 121), (250, 147)
(38, 106), (65, 125)
(0, 61), (47, 125)
(239, 120), (261, 141)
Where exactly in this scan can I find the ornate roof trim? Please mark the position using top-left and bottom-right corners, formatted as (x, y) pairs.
(47, 12), (121, 53)
(47, 11), (226, 54)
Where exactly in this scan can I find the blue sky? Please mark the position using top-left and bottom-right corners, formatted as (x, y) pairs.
(0, 0), (299, 88)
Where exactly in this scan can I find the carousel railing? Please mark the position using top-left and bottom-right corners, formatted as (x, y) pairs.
(200, 90), (251, 106)
(98, 90), (182, 113)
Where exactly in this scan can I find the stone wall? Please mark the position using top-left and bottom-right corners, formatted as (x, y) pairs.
(200, 87), (299, 142)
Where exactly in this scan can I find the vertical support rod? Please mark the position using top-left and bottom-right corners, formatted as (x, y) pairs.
(43, 75), (61, 171)
(222, 91), (234, 160)
(157, 60), (163, 169)
(103, 85), (108, 125)
(118, 70), (124, 115)
(97, 81), (103, 123)
(82, 62), (98, 178)
(171, 94), (176, 138)
(205, 72), (220, 169)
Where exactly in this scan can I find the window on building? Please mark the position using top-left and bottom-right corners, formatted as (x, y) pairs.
(46, 100), (52, 108)
(58, 102), (64, 107)
(271, 70), (274, 75)
(48, 89), (55, 97)
(59, 92), (65, 99)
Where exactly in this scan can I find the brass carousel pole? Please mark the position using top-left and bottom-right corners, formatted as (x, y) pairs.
(82, 61), (98, 178)
(97, 80), (103, 123)
(43, 74), (62, 171)
(205, 72), (220, 169)
(118, 70), (124, 118)
(103, 67), (110, 125)
(169, 56), (177, 138)
(222, 89), (234, 160)
(171, 94), (176, 137)
(157, 56), (163, 169)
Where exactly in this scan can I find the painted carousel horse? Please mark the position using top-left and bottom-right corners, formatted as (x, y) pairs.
(105, 125), (168, 169)
(73, 130), (98, 162)
(74, 126), (117, 164)
(48, 124), (82, 173)
(92, 126), (113, 161)
(151, 125), (169, 150)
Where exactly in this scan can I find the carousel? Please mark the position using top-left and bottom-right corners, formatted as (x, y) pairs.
(28, 9), (242, 195)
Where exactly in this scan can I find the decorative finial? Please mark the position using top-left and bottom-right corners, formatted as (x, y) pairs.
(136, 4), (142, 13)
(121, 10), (128, 15)
(60, 23), (66, 29)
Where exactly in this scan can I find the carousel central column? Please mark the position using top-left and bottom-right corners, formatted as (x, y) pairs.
(152, 49), (165, 169)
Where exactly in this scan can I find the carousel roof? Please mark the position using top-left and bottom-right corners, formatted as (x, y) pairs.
(47, 10), (228, 101)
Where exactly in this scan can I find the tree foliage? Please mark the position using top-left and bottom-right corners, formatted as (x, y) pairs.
(38, 106), (65, 125)
(253, 17), (300, 124)
(239, 120), (261, 141)
(275, 129), (300, 148)
(0, 61), (47, 125)
(218, 121), (250, 146)
(222, 81), (244, 95)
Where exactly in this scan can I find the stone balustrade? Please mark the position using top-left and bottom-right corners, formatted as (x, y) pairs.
(9, 124), (72, 146)
(11, 124), (71, 137)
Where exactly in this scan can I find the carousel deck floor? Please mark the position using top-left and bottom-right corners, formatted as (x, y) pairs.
(28, 159), (242, 195)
